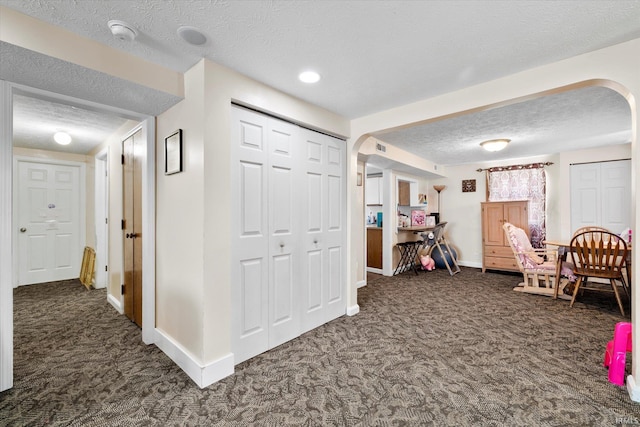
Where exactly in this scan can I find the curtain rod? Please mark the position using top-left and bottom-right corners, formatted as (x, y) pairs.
(476, 162), (554, 172)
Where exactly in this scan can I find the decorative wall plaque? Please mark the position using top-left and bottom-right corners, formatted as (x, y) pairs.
(462, 179), (476, 193)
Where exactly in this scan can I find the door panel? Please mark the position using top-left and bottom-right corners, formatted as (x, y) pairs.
(482, 203), (504, 246)
(232, 108), (270, 364)
(123, 129), (143, 327)
(18, 161), (81, 285)
(267, 118), (299, 349)
(570, 160), (630, 233)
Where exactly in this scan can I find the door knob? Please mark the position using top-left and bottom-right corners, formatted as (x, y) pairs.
(20, 227), (26, 233)
(125, 233), (130, 238)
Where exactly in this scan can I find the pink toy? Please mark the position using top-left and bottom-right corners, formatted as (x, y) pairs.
(603, 322), (632, 386)
(419, 254), (435, 271)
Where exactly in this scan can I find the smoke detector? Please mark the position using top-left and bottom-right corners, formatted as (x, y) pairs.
(108, 20), (138, 42)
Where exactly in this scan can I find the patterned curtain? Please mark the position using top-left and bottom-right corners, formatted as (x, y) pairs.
(487, 163), (547, 248)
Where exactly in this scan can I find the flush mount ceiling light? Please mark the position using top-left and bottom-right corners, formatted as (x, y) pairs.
(480, 138), (511, 152)
(298, 70), (321, 84)
(54, 132), (72, 146)
(108, 20), (138, 42)
(177, 26), (207, 46)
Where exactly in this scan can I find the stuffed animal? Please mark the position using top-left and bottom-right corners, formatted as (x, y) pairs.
(419, 253), (435, 271)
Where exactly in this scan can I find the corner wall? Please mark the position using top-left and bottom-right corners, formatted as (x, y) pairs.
(154, 58), (350, 386)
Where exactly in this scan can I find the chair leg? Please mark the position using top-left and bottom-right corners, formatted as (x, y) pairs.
(570, 277), (583, 308)
(610, 279), (625, 316)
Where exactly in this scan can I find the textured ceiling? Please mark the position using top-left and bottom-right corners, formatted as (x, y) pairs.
(1, 1), (639, 162)
(377, 86), (632, 166)
(12, 94), (131, 155)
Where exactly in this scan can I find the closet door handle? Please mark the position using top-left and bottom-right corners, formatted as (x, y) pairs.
(279, 242), (284, 248)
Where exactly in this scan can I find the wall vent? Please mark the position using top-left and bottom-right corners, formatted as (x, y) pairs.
(376, 143), (386, 153)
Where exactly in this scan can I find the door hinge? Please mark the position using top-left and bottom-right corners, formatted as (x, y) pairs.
(121, 284), (125, 295)
(121, 154), (125, 165)
(105, 218), (108, 225)
(121, 219), (125, 230)
(105, 265), (108, 272)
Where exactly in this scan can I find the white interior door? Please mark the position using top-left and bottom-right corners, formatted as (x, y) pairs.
(267, 118), (300, 349)
(570, 160), (631, 233)
(300, 129), (346, 333)
(17, 160), (83, 285)
(231, 108), (270, 364)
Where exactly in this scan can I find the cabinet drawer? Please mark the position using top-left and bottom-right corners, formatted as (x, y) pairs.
(484, 246), (514, 258)
(484, 256), (519, 271)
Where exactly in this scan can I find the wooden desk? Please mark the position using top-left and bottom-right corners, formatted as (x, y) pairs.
(544, 239), (632, 299)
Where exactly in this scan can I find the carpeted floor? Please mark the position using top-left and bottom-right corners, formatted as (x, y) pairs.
(1, 268), (639, 426)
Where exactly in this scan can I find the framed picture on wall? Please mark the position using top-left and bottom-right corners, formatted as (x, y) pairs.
(425, 215), (436, 227)
(165, 129), (183, 175)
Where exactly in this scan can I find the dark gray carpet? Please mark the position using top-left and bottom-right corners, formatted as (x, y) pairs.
(1, 268), (639, 426)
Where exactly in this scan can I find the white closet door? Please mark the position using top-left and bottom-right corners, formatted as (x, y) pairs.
(570, 160), (630, 234)
(300, 129), (346, 332)
(231, 108), (270, 364)
(267, 118), (300, 349)
(324, 135), (346, 322)
(601, 160), (631, 233)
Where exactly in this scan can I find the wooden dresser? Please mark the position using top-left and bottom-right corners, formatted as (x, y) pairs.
(481, 201), (529, 273)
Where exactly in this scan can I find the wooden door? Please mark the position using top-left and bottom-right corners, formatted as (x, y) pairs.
(482, 202), (506, 247)
(17, 161), (82, 285)
(504, 202), (528, 235)
(123, 130), (143, 327)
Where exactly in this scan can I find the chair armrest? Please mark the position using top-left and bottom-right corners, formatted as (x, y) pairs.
(514, 249), (559, 263)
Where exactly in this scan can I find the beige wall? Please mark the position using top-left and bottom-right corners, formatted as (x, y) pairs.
(155, 59), (350, 366)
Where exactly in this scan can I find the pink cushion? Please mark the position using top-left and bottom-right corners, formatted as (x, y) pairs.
(507, 224), (544, 268)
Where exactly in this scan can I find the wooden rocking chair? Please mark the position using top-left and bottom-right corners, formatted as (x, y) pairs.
(503, 222), (574, 299)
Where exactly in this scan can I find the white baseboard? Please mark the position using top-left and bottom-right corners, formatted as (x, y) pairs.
(356, 280), (366, 288)
(346, 304), (360, 316)
(627, 375), (640, 402)
(366, 267), (383, 274)
(457, 260), (481, 269)
(107, 293), (123, 314)
(154, 328), (234, 389)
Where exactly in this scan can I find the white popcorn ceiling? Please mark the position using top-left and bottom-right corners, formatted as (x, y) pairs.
(2, 1), (639, 162)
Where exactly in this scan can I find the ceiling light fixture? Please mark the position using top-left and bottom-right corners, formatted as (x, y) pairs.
(480, 138), (510, 152)
(54, 132), (72, 146)
(108, 20), (138, 42)
(177, 26), (207, 46)
(299, 71), (321, 84)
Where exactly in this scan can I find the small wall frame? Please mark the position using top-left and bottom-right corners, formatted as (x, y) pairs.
(165, 129), (183, 175)
(462, 179), (476, 193)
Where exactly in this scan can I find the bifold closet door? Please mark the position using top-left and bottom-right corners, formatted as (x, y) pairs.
(231, 107), (301, 364)
(300, 129), (346, 333)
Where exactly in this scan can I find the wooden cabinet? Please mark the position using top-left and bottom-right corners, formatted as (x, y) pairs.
(398, 180), (419, 206)
(366, 176), (383, 205)
(367, 228), (383, 269)
(481, 201), (529, 273)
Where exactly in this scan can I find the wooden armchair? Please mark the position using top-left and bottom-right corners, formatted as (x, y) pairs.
(503, 222), (574, 299)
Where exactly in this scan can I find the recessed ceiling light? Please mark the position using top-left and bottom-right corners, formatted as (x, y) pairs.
(54, 132), (72, 145)
(107, 20), (138, 42)
(177, 26), (207, 46)
(299, 71), (321, 84)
